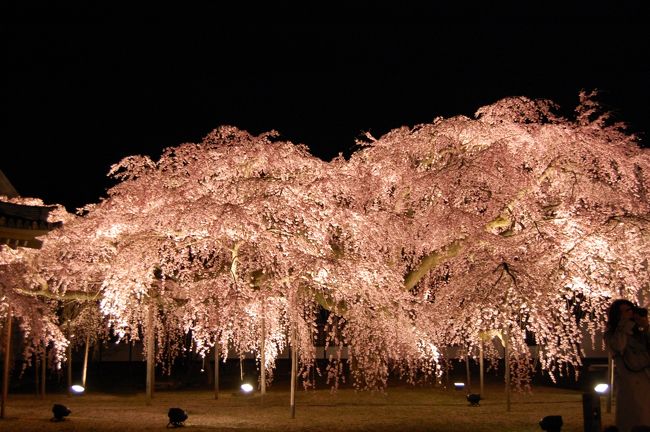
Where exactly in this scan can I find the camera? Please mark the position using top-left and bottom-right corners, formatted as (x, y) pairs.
(633, 307), (648, 332)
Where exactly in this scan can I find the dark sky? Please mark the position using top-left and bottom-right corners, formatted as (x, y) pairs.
(2, 2), (648, 211)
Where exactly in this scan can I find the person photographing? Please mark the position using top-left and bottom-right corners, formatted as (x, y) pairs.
(605, 299), (650, 432)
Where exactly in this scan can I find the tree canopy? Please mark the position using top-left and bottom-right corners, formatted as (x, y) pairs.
(2, 93), (649, 390)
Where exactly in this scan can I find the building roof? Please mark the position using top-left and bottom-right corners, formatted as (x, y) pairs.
(0, 169), (59, 249)
(0, 169), (19, 198)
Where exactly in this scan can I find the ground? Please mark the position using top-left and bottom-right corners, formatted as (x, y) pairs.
(0, 382), (615, 432)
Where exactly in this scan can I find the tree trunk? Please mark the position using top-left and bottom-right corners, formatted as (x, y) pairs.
(1, 306), (12, 419)
(289, 325), (297, 419)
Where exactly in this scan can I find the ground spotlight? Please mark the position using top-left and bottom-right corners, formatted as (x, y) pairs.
(70, 384), (85, 394)
(466, 393), (481, 406)
(240, 383), (254, 393)
(539, 415), (563, 432)
(594, 383), (609, 394)
(167, 407), (188, 428)
(453, 382), (465, 390)
(51, 404), (71, 422)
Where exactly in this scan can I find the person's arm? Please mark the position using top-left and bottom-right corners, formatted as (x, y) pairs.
(606, 319), (635, 354)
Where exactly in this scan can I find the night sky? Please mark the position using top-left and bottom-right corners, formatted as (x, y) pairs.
(2, 2), (648, 212)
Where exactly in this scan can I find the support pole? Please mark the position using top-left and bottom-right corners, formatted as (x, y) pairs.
(1, 306), (13, 419)
(33, 351), (38, 397)
(478, 338), (485, 398)
(465, 350), (471, 393)
(146, 300), (155, 405)
(606, 351), (614, 413)
(260, 316), (266, 397)
(290, 325), (297, 419)
(40, 345), (46, 399)
(82, 334), (90, 388)
(67, 342), (72, 396)
(214, 343), (219, 400)
(504, 331), (510, 412)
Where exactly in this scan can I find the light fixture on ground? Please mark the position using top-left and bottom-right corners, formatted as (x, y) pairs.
(240, 382), (254, 393)
(51, 404), (71, 422)
(453, 382), (465, 390)
(70, 384), (85, 394)
(167, 407), (188, 428)
(539, 415), (563, 432)
(466, 393), (481, 406)
(594, 383), (609, 394)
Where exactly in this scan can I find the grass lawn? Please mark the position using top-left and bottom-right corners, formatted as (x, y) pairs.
(0, 383), (615, 432)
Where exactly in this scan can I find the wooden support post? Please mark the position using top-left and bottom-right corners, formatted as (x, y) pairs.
(504, 331), (510, 412)
(290, 325), (297, 419)
(607, 351), (614, 413)
(66, 320), (72, 396)
(214, 344), (219, 400)
(67, 343), (72, 396)
(33, 351), (39, 397)
(465, 349), (471, 393)
(478, 338), (485, 398)
(82, 334), (90, 389)
(66, 345), (72, 396)
(1, 306), (13, 419)
(146, 300), (155, 405)
(40, 345), (46, 399)
(260, 316), (266, 397)
(128, 339), (133, 380)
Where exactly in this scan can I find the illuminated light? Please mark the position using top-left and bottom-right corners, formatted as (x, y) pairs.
(70, 384), (85, 393)
(240, 383), (254, 393)
(453, 382), (465, 390)
(594, 383), (609, 394)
